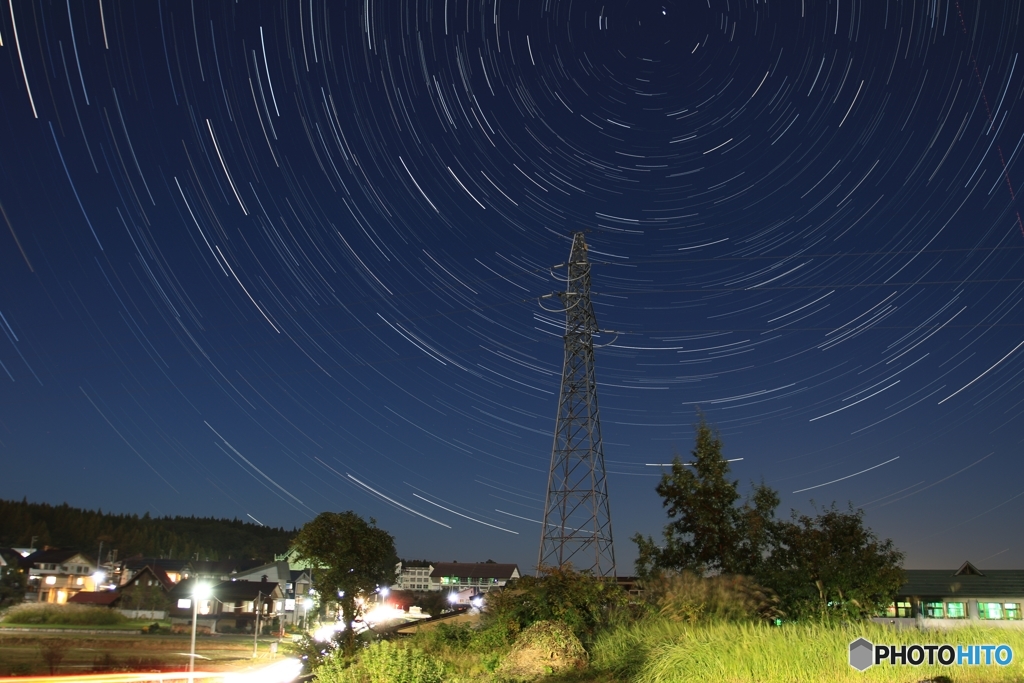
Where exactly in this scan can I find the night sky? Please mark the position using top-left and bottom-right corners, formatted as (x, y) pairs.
(1, 0), (1022, 574)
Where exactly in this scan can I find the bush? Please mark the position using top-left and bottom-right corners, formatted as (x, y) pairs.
(421, 622), (474, 650)
(294, 632), (344, 674)
(483, 564), (631, 646)
(642, 571), (782, 624)
(315, 640), (447, 683)
(494, 620), (588, 683)
(2, 603), (128, 626)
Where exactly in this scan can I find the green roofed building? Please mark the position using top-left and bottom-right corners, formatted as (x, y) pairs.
(873, 561), (1024, 629)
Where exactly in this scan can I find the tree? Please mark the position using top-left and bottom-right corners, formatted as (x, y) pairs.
(0, 567), (27, 607)
(119, 582), (170, 612)
(762, 504), (904, 621)
(633, 415), (905, 623)
(292, 511), (398, 653)
(631, 414), (777, 578)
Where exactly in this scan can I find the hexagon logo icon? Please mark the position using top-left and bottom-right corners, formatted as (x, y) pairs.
(849, 638), (874, 671)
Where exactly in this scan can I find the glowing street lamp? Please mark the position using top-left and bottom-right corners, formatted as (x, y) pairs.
(302, 598), (314, 630)
(91, 570), (106, 591)
(189, 582), (210, 682)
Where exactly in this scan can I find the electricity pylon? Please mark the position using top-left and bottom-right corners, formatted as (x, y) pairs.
(537, 232), (616, 578)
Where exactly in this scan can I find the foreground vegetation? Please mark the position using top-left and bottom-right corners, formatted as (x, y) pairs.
(312, 596), (1024, 683)
(2, 602), (130, 626)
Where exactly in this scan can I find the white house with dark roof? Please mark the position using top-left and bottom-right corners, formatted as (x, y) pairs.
(873, 561), (1024, 629)
(21, 549), (98, 604)
(231, 560), (311, 625)
(429, 562), (520, 594)
(392, 561), (520, 593)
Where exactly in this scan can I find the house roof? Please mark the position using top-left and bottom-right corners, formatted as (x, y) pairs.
(20, 548), (92, 569)
(232, 560), (291, 582)
(68, 590), (120, 606)
(169, 578), (283, 602)
(124, 565), (175, 591)
(121, 557), (188, 573)
(429, 563), (519, 580)
(899, 562), (1024, 598)
(215, 579), (283, 601)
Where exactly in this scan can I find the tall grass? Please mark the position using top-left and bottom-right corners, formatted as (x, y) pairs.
(2, 603), (128, 626)
(592, 619), (1024, 683)
(314, 640), (447, 683)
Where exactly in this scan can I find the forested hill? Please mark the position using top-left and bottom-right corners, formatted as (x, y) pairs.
(0, 498), (297, 563)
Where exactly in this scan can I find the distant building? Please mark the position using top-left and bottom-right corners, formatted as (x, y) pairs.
(168, 578), (281, 634)
(392, 561), (520, 594)
(430, 562), (520, 593)
(394, 560), (434, 591)
(116, 557), (188, 586)
(231, 560), (311, 626)
(874, 561), (1024, 629)
(20, 549), (98, 604)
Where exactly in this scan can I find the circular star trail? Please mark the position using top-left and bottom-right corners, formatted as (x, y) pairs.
(1, 0), (1022, 570)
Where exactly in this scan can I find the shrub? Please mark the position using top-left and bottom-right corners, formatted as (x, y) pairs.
(3, 603), (128, 626)
(422, 622), (474, 650)
(294, 631), (344, 674)
(642, 570), (782, 624)
(483, 564), (631, 646)
(315, 640), (447, 683)
(39, 639), (70, 673)
(494, 620), (588, 682)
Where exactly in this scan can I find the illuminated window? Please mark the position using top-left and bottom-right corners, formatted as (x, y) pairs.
(76, 577), (84, 585)
(1003, 603), (1020, 620)
(979, 602), (1003, 619)
(45, 576), (57, 585)
(923, 602), (944, 618)
(894, 601), (912, 618)
(945, 602), (966, 619)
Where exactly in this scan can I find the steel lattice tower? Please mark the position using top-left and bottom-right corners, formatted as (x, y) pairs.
(538, 232), (616, 578)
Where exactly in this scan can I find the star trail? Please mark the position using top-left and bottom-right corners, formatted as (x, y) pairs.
(1, 0), (1022, 571)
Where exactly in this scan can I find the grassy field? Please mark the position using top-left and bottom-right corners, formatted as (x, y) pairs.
(0, 622), (156, 631)
(588, 620), (1024, 683)
(317, 618), (1024, 683)
(0, 630), (289, 676)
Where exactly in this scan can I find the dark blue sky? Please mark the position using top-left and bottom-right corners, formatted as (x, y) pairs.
(1, 0), (1022, 573)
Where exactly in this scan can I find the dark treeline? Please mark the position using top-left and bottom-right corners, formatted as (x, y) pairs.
(0, 498), (297, 563)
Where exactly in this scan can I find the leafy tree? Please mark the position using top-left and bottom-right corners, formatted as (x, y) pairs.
(119, 582), (170, 612)
(0, 567), (28, 607)
(631, 414), (778, 578)
(762, 504), (904, 621)
(634, 415), (905, 623)
(292, 511), (398, 654)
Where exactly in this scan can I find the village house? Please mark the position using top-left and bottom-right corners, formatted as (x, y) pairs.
(230, 560), (312, 626)
(20, 549), (99, 604)
(168, 578), (281, 634)
(874, 561), (1024, 629)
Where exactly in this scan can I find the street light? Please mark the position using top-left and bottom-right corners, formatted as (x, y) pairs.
(302, 598), (314, 631)
(189, 582), (210, 682)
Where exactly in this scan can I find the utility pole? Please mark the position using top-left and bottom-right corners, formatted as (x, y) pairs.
(253, 591), (261, 658)
(537, 232), (616, 578)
